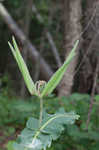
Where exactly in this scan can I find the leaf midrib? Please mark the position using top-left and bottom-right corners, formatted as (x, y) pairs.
(32, 113), (79, 142)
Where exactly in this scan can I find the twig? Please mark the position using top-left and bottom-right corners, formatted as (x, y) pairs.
(74, 31), (99, 78)
(32, 5), (62, 68)
(86, 61), (99, 130)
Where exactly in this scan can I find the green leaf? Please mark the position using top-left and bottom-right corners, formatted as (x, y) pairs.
(27, 117), (39, 130)
(8, 36), (36, 95)
(70, 93), (90, 101)
(7, 141), (15, 150)
(67, 125), (99, 141)
(40, 40), (79, 98)
(13, 108), (79, 150)
(95, 95), (99, 101)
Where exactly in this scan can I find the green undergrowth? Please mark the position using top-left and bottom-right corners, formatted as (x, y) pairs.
(0, 93), (99, 150)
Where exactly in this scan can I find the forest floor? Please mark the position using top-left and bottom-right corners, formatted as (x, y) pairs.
(0, 126), (20, 150)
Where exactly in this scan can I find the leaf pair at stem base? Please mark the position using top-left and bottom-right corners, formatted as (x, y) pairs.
(8, 36), (79, 98)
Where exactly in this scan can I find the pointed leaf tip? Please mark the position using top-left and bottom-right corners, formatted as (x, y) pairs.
(8, 36), (37, 96)
(40, 40), (79, 98)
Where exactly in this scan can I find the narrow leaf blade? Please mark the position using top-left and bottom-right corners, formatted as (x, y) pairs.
(41, 40), (79, 98)
(8, 37), (36, 95)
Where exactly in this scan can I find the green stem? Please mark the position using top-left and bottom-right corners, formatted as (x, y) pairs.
(39, 98), (43, 126)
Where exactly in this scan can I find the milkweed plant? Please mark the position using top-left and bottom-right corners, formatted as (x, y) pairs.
(8, 37), (80, 150)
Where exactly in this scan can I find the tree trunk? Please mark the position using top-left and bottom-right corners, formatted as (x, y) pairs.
(58, 0), (82, 96)
(78, 0), (99, 93)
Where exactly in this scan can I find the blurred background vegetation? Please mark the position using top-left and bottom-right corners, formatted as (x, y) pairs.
(0, 0), (99, 150)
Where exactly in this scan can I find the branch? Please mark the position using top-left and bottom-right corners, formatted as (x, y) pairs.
(32, 5), (62, 68)
(34, 32), (45, 82)
(86, 61), (99, 130)
(0, 3), (53, 80)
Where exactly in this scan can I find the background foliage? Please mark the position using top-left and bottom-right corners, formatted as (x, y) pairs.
(0, 91), (99, 150)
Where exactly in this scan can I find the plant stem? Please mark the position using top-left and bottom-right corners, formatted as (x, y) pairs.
(39, 98), (43, 126)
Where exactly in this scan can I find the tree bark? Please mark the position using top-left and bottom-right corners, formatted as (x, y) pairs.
(79, 0), (99, 93)
(58, 0), (82, 96)
(0, 3), (53, 81)
(32, 5), (62, 68)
